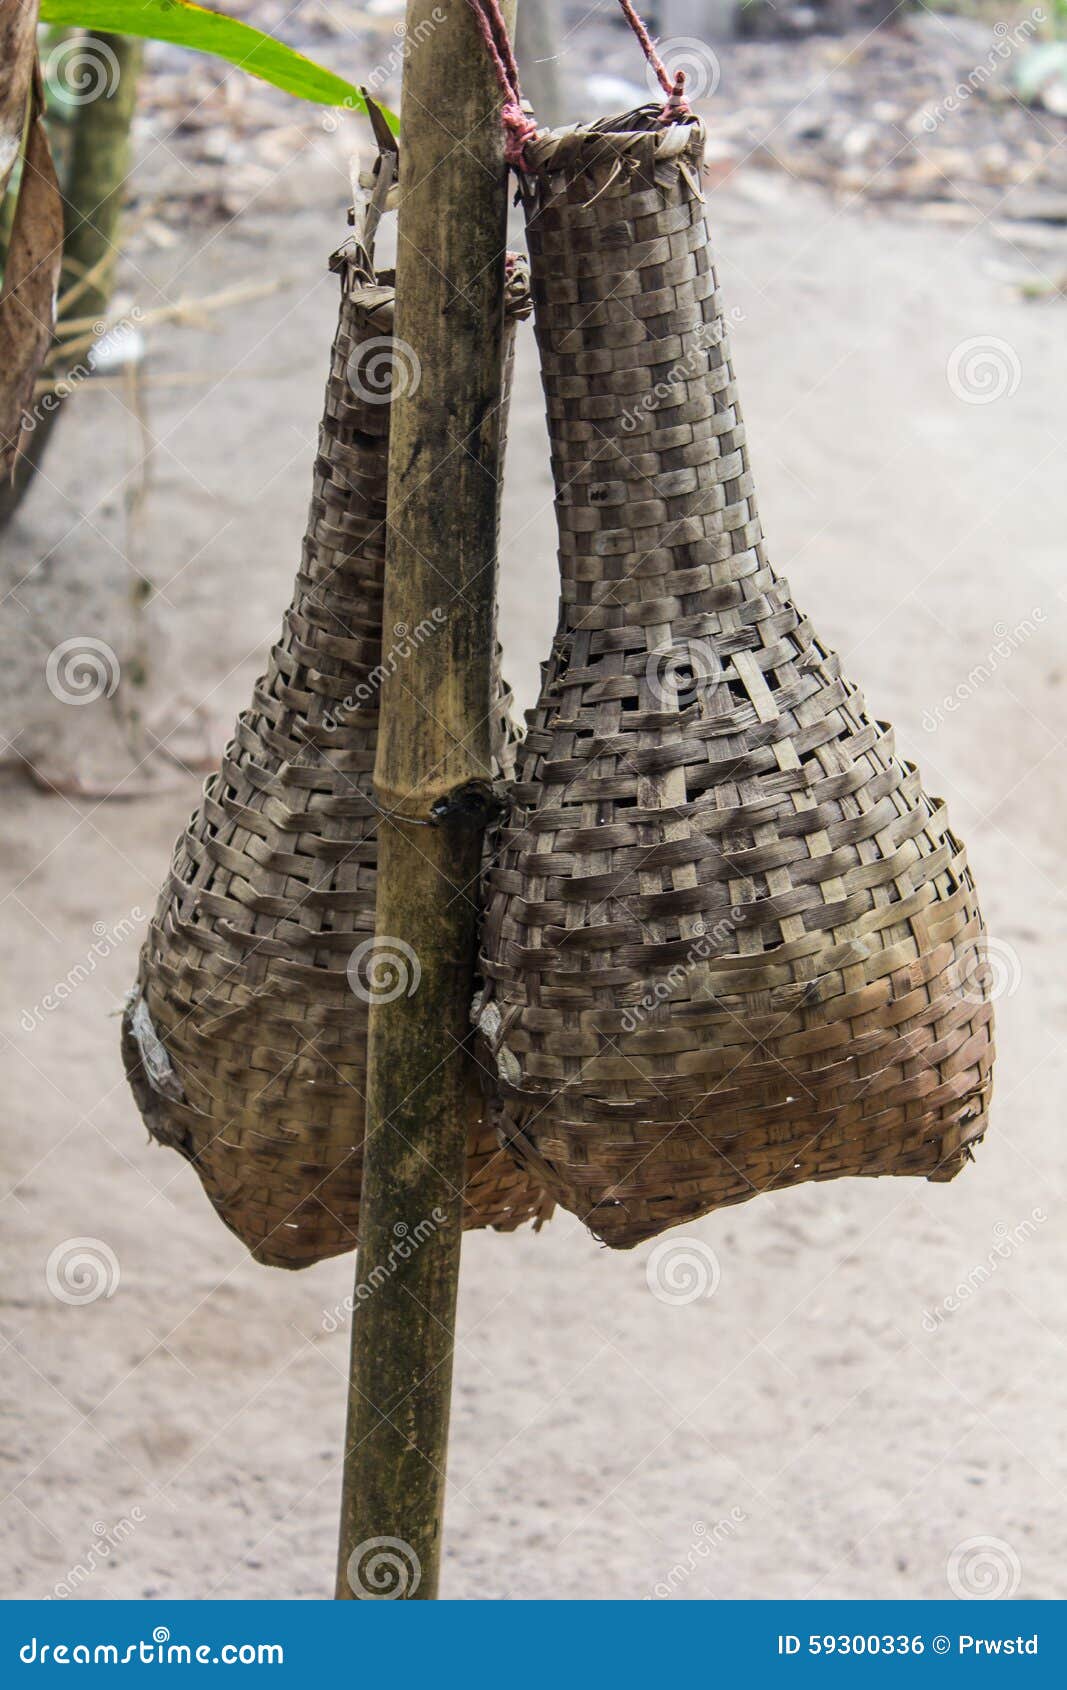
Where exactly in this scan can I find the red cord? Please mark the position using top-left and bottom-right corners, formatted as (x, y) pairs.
(615, 0), (690, 121)
(615, 0), (670, 95)
(465, 0), (690, 169)
(465, 0), (538, 169)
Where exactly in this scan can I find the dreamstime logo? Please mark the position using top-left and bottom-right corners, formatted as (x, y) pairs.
(921, 609), (1045, 733)
(322, 8), (445, 131)
(21, 307), (145, 440)
(322, 1210), (447, 1331)
(19, 1629), (283, 1664)
(619, 310), (744, 434)
(346, 335), (422, 405)
(621, 907), (744, 1034)
(647, 1510), (747, 1598)
(946, 336), (1021, 405)
(647, 38), (721, 103)
(46, 637), (120, 706)
(346, 1536), (421, 1599)
(920, 1207), (1045, 1333)
(50, 1509), (146, 1599)
(45, 1238), (120, 1306)
(947, 1535), (1022, 1599)
(948, 934), (1022, 1007)
(645, 1238), (721, 1306)
(347, 936), (422, 1004)
(321, 612), (445, 732)
(645, 637), (721, 707)
(916, 11), (1046, 133)
(45, 36), (121, 104)
(19, 909), (143, 1034)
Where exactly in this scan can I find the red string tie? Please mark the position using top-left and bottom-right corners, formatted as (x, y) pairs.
(502, 100), (539, 169)
(615, 0), (691, 123)
(466, 0), (537, 171)
(662, 69), (690, 123)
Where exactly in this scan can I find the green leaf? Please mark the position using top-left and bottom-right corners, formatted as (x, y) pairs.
(37, 0), (399, 129)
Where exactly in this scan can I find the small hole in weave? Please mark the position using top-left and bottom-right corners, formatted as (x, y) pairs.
(343, 427), (380, 453)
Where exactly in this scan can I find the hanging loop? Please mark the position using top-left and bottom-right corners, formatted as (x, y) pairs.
(615, 0), (691, 122)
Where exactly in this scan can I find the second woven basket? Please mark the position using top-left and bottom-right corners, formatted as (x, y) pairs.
(122, 196), (548, 1268)
(477, 107), (995, 1248)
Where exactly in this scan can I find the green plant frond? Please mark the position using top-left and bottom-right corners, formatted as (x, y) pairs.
(38, 0), (399, 130)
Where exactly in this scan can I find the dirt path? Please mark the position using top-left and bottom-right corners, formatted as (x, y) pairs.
(1, 133), (1064, 1598)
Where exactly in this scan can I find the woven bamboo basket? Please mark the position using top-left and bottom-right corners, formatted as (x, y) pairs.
(123, 207), (548, 1269)
(476, 107), (995, 1249)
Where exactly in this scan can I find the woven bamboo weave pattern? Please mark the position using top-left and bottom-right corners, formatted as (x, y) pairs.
(477, 108), (994, 1249)
(123, 240), (547, 1269)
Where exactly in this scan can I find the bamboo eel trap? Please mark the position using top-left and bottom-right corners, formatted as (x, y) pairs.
(122, 165), (548, 1269)
(476, 107), (995, 1249)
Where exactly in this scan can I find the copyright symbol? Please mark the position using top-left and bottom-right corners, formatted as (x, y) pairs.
(932, 1636), (951, 1655)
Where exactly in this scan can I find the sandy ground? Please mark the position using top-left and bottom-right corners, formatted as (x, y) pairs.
(2, 94), (1066, 1601)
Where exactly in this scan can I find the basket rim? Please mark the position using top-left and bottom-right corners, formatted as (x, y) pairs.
(524, 108), (705, 177)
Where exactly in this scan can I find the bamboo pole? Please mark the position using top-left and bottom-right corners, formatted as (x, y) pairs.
(0, 33), (142, 528)
(60, 34), (143, 327)
(334, 0), (518, 1602)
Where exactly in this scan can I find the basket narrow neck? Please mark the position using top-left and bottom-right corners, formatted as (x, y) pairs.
(521, 119), (767, 623)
